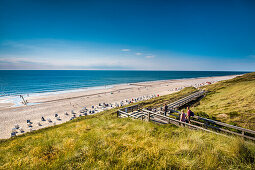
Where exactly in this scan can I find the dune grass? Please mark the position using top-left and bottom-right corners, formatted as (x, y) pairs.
(0, 109), (254, 169)
(192, 72), (255, 130)
(0, 74), (255, 169)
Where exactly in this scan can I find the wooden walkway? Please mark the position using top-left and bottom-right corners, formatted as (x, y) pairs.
(167, 90), (205, 110)
(117, 91), (255, 141)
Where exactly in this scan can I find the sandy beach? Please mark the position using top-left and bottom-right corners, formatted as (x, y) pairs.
(0, 75), (238, 139)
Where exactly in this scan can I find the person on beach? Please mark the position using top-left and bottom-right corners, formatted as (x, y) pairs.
(164, 104), (168, 116)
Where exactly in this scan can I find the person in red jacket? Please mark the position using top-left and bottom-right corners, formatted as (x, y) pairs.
(186, 106), (191, 123)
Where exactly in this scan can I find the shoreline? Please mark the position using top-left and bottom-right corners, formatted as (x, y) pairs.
(0, 74), (242, 108)
(0, 74), (238, 139)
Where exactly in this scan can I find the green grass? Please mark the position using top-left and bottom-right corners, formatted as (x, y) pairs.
(192, 72), (255, 130)
(1, 109), (254, 169)
(0, 74), (255, 169)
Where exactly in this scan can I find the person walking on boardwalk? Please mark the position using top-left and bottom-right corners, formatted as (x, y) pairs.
(164, 104), (168, 116)
(186, 106), (194, 123)
(180, 110), (186, 123)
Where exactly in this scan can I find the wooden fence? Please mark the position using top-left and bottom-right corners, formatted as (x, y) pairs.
(117, 91), (255, 141)
(168, 109), (255, 141)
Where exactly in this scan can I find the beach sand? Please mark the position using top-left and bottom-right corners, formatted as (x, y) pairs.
(0, 75), (238, 139)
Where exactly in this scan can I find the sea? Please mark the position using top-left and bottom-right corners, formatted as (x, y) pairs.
(0, 70), (248, 98)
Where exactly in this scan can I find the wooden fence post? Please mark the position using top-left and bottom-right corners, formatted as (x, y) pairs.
(148, 112), (150, 122)
(204, 121), (208, 129)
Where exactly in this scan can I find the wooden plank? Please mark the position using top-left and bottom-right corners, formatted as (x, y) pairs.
(167, 91), (204, 109)
(193, 116), (255, 135)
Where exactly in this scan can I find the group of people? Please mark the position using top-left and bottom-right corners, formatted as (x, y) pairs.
(163, 104), (194, 124)
(180, 106), (194, 123)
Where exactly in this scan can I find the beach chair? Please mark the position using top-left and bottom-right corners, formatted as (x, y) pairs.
(47, 118), (52, 123)
(65, 112), (69, 116)
(19, 127), (24, 133)
(11, 132), (16, 137)
(12, 128), (17, 133)
(37, 122), (42, 126)
(27, 122), (32, 127)
(41, 117), (46, 121)
(14, 124), (19, 129)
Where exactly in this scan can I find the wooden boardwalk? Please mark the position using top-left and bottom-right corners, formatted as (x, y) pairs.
(167, 90), (205, 109)
(117, 91), (255, 141)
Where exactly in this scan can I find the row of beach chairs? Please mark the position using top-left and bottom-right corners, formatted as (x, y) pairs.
(11, 94), (157, 137)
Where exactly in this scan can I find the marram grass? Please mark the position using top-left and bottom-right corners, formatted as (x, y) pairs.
(193, 72), (255, 130)
(0, 112), (254, 169)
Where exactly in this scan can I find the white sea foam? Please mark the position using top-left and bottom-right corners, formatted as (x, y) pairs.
(0, 84), (115, 107)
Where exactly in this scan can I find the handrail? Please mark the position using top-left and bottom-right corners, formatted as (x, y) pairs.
(117, 90), (255, 141)
(194, 115), (255, 135)
(143, 109), (255, 140)
(118, 110), (146, 119)
(141, 109), (220, 135)
(119, 104), (139, 111)
(169, 109), (255, 135)
(118, 110), (138, 119)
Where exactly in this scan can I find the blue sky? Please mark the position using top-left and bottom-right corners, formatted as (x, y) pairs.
(0, 0), (255, 71)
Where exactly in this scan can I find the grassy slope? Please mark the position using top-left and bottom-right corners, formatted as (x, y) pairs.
(0, 79), (254, 169)
(192, 72), (255, 130)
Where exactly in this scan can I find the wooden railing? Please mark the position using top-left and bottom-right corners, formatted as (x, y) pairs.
(168, 109), (255, 141)
(117, 90), (255, 141)
(119, 104), (139, 113)
(141, 109), (220, 134)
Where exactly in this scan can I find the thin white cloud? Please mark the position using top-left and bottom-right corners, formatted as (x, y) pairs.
(145, 55), (154, 59)
(0, 57), (47, 64)
(2, 40), (253, 71)
(0, 56), (144, 70)
(121, 49), (130, 52)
